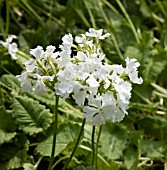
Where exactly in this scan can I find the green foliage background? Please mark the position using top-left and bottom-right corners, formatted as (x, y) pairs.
(1, 0), (167, 169)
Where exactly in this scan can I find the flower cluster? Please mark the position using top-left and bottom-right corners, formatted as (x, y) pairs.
(0, 35), (18, 60)
(18, 28), (143, 125)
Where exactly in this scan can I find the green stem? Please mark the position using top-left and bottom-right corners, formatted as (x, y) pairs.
(84, 0), (96, 29)
(34, 156), (43, 170)
(95, 126), (102, 170)
(0, 16), (6, 40)
(62, 118), (86, 170)
(111, 34), (124, 60)
(17, 50), (30, 60)
(51, 156), (69, 170)
(102, 0), (119, 15)
(5, 0), (10, 38)
(97, 0), (110, 24)
(20, 0), (44, 25)
(28, 1), (65, 27)
(116, 0), (140, 43)
(49, 0), (53, 21)
(48, 95), (59, 170)
(2, 65), (13, 75)
(91, 126), (95, 166)
(156, 0), (167, 18)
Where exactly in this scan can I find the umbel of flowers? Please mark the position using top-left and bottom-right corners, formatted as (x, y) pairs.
(17, 28), (143, 125)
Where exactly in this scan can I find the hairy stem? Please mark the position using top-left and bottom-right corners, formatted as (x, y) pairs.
(92, 126), (96, 166)
(62, 118), (86, 170)
(48, 95), (59, 170)
(95, 125), (102, 170)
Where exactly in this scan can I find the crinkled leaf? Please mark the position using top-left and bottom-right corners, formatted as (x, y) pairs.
(28, 91), (55, 107)
(12, 96), (52, 135)
(0, 74), (20, 91)
(36, 122), (81, 157)
(142, 140), (167, 158)
(124, 46), (142, 61)
(140, 31), (154, 50)
(0, 106), (17, 144)
(99, 123), (128, 160)
(0, 106), (17, 131)
(23, 163), (35, 170)
(0, 134), (28, 170)
(149, 61), (166, 78)
(0, 129), (16, 145)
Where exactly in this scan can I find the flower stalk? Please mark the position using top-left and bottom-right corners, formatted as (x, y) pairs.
(48, 95), (59, 170)
(95, 125), (102, 169)
(92, 126), (96, 166)
(62, 118), (86, 170)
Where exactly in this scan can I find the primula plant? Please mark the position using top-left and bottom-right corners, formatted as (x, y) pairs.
(3, 1), (167, 169)
(10, 28), (142, 170)
(18, 28), (142, 125)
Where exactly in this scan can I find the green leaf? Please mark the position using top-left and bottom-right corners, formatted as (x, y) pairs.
(136, 116), (166, 138)
(140, 1), (151, 18)
(142, 140), (167, 158)
(0, 106), (17, 144)
(28, 91), (55, 108)
(123, 131), (143, 170)
(0, 134), (28, 170)
(12, 96), (52, 135)
(123, 146), (138, 170)
(124, 46), (142, 61)
(140, 31), (154, 50)
(0, 74), (20, 91)
(36, 122), (81, 157)
(0, 106), (17, 131)
(0, 129), (16, 145)
(23, 163), (35, 170)
(99, 123), (128, 160)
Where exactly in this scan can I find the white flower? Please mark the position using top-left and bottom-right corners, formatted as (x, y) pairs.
(24, 58), (36, 72)
(62, 33), (73, 46)
(113, 77), (132, 101)
(58, 50), (71, 68)
(55, 81), (74, 99)
(75, 34), (93, 47)
(125, 57), (143, 84)
(86, 75), (99, 88)
(46, 45), (56, 55)
(116, 93), (129, 114)
(83, 92), (124, 125)
(72, 90), (86, 106)
(34, 78), (47, 94)
(17, 72), (33, 92)
(30, 46), (44, 59)
(85, 28), (110, 39)
(75, 51), (87, 61)
(0, 35), (18, 60)
(108, 64), (124, 75)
